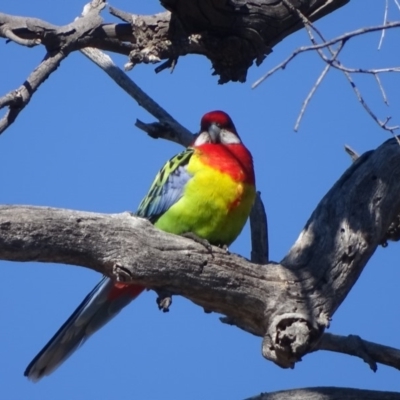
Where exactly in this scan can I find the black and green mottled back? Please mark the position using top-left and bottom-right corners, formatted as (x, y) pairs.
(136, 148), (194, 223)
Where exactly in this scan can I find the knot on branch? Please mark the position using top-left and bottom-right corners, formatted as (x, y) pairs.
(112, 262), (134, 282)
(262, 313), (324, 368)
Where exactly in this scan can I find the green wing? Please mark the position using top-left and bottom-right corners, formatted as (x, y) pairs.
(136, 148), (194, 223)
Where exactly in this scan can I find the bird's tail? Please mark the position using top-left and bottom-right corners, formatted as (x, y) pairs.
(24, 277), (144, 382)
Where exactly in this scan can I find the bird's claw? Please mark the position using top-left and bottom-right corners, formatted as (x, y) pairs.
(181, 232), (213, 255)
(156, 289), (173, 312)
(219, 244), (230, 253)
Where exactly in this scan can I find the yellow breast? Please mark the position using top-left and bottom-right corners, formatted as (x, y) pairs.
(155, 149), (256, 246)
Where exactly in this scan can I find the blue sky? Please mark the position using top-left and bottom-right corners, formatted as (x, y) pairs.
(1, 1), (400, 399)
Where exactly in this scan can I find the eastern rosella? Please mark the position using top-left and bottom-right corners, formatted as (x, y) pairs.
(25, 110), (256, 381)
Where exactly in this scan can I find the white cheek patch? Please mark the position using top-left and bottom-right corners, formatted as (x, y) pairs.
(193, 131), (212, 146)
(220, 129), (241, 144)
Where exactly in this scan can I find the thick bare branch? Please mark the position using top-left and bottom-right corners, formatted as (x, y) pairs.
(344, 144), (360, 161)
(246, 387), (400, 400)
(155, 0), (349, 82)
(0, 1), (350, 84)
(0, 1), (353, 134)
(2, 138), (400, 371)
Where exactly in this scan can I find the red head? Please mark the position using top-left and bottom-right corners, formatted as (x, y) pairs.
(194, 110), (255, 185)
(194, 110), (241, 146)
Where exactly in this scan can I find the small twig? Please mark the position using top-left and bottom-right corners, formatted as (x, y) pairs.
(316, 332), (400, 372)
(375, 74), (389, 105)
(260, 3), (400, 135)
(252, 50), (300, 87)
(378, 0), (389, 49)
(0, 1), (106, 135)
(80, 48), (193, 147)
(79, 2), (192, 146)
(155, 58), (179, 74)
(301, 21), (400, 52)
(253, 21), (400, 88)
(346, 72), (399, 134)
(134, 120), (194, 145)
(0, 51), (66, 135)
(297, 6), (399, 135)
(344, 145), (360, 162)
(294, 43), (343, 132)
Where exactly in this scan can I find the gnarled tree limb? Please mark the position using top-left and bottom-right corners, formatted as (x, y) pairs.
(0, 0), (351, 135)
(0, 0), (351, 134)
(1, 137), (400, 372)
(0, 1), (350, 84)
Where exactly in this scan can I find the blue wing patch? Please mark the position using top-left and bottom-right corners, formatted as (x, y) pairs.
(136, 148), (194, 222)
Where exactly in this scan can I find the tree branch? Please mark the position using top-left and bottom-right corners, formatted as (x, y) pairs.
(80, 47), (194, 146)
(253, 20), (400, 89)
(2, 138), (400, 371)
(316, 332), (400, 372)
(0, 1), (106, 135)
(250, 192), (269, 264)
(0, 0), (352, 134)
(0, 50), (66, 134)
(246, 387), (400, 400)
(0, 0), (351, 84)
(253, 12), (400, 134)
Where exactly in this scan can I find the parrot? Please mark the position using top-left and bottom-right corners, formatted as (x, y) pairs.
(24, 110), (256, 381)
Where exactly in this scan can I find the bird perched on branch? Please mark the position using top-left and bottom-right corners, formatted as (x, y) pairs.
(25, 110), (256, 381)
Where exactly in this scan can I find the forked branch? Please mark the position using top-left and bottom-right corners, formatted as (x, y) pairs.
(0, 0), (350, 134)
(253, 5), (400, 134)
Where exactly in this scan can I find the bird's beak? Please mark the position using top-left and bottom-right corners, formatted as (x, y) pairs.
(208, 123), (221, 143)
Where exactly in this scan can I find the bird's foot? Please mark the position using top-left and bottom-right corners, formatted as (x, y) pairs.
(156, 289), (173, 313)
(181, 232), (213, 255)
(219, 244), (230, 254)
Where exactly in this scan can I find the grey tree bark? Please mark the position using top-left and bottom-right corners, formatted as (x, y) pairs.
(0, 0), (349, 82)
(0, 0), (350, 133)
(245, 387), (400, 400)
(1, 138), (400, 399)
(1, 1), (400, 399)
